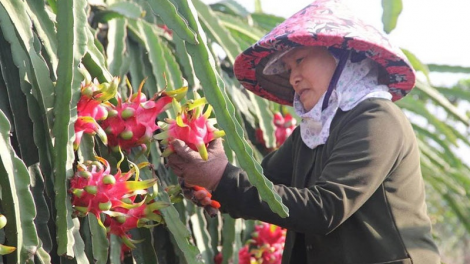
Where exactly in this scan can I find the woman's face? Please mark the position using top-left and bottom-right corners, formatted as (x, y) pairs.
(281, 46), (337, 111)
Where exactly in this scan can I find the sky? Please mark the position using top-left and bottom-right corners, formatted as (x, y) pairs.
(203, 0), (470, 86)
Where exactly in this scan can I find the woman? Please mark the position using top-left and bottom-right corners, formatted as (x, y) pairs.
(168, 0), (440, 263)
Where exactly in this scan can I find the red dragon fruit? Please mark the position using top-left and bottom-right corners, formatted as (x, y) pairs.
(74, 67), (119, 149)
(103, 199), (167, 249)
(70, 157), (157, 221)
(100, 80), (187, 152)
(70, 156), (169, 250)
(252, 222), (286, 246)
(155, 95), (225, 160)
(273, 112), (297, 148)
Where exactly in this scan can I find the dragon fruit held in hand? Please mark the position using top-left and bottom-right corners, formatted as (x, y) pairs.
(155, 95), (225, 160)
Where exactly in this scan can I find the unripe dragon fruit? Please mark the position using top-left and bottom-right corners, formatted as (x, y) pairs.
(273, 112), (296, 148)
(74, 67), (119, 149)
(100, 80), (187, 152)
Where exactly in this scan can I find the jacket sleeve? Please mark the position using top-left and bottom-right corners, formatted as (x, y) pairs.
(212, 101), (408, 235)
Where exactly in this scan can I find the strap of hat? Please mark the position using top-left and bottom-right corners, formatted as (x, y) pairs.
(321, 49), (350, 111)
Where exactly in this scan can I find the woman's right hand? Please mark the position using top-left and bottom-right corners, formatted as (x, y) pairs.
(167, 138), (228, 191)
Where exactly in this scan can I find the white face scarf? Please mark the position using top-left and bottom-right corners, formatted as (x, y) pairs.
(293, 57), (392, 149)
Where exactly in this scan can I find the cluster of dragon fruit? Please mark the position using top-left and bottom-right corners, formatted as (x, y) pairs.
(215, 222), (286, 264)
(71, 67), (224, 252)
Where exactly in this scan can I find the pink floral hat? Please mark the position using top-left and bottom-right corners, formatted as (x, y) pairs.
(233, 0), (416, 105)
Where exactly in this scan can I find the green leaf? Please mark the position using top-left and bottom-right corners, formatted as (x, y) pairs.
(209, 0), (250, 17)
(0, 110), (39, 263)
(92, 2), (144, 24)
(29, 164), (53, 254)
(161, 39), (185, 89)
(0, 0), (55, 154)
(172, 34), (197, 88)
(156, 182), (203, 264)
(250, 93), (276, 149)
(190, 208), (214, 264)
(70, 218), (89, 264)
(401, 48), (430, 82)
(127, 19), (175, 91)
(129, 228), (159, 264)
(427, 64), (470, 74)
(397, 96), (458, 145)
(414, 80), (469, 126)
(193, 0), (242, 64)
(109, 235), (121, 264)
(126, 38), (148, 92)
(254, 0), (262, 13)
(54, 0), (87, 256)
(216, 12), (265, 44)
(146, 0), (199, 45)
(88, 216), (109, 264)
(251, 13), (285, 31)
(0, 35), (39, 166)
(178, 0), (289, 218)
(381, 0), (402, 34)
(107, 18), (128, 77)
(25, 0), (59, 74)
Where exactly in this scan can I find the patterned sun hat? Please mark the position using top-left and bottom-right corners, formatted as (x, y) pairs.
(233, 0), (416, 105)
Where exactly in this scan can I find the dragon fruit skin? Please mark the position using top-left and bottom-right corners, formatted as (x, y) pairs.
(74, 75), (119, 149)
(156, 98), (225, 161)
(273, 112), (297, 148)
(100, 85), (186, 152)
(252, 223), (286, 249)
(70, 157), (156, 219)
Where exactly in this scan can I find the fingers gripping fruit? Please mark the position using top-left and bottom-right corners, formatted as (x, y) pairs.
(156, 95), (225, 216)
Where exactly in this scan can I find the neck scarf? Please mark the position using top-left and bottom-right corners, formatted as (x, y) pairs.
(293, 57), (392, 149)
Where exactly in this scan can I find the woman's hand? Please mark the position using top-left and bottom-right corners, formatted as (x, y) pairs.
(167, 138), (228, 191)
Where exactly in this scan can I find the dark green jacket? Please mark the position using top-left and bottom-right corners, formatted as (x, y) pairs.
(213, 99), (440, 264)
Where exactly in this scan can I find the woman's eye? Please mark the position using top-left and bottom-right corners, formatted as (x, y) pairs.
(296, 57), (304, 65)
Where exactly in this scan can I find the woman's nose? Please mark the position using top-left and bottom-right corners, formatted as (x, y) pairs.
(289, 69), (301, 87)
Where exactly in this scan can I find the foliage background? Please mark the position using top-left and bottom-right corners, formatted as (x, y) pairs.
(0, 0), (469, 263)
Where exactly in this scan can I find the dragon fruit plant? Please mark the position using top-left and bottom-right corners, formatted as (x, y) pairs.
(155, 94), (225, 214)
(69, 156), (168, 249)
(100, 80), (188, 153)
(74, 66), (119, 149)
